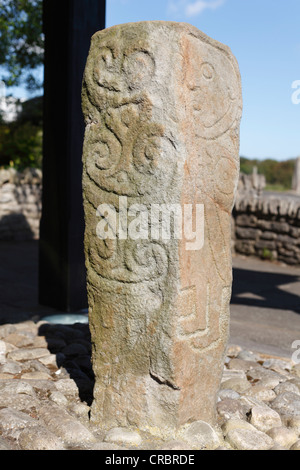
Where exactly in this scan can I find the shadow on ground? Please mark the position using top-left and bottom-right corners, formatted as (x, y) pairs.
(38, 322), (95, 405)
(232, 267), (300, 314)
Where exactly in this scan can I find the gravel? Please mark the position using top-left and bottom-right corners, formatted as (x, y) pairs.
(0, 319), (300, 450)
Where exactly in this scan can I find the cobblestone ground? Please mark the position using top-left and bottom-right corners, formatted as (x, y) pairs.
(1, 319), (300, 450)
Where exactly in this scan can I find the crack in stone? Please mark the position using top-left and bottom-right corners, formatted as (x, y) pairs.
(149, 370), (180, 391)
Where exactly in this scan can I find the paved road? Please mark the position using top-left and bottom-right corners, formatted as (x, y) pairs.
(1, 240), (300, 359)
(230, 254), (300, 358)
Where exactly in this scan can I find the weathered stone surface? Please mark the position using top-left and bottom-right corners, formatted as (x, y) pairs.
(181, 420), (221, 449)
(221, 377), (251, 394)
(271, 392), (300, 417)
(244, 385), (276, 402)
(218, 389), (240, 401)
(222, 418), (255, 436)
(0, 436), (15, 450)
(0, 408), (37, 439)
(18, 425), (65, 451)
(249, 405), (282, 432)
(225, 428), (274, 450)
(38, 403), (97, 446)
(104, 427), (142, 447)
(82, 21), (242, 437)
(7, 347), (50, 362)
(291, 440), (300, 450)
(267, 426), (298, 449)
(217, 399), (248, 422)
(274, 382), (300, 396)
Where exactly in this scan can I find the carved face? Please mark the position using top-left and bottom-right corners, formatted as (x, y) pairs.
(184, 36), (241, 140)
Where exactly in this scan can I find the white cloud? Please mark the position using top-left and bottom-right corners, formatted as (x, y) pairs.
(168, 0), (226, 18)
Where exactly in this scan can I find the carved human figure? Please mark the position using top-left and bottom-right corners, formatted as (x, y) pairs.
(82, 21), (242, 437)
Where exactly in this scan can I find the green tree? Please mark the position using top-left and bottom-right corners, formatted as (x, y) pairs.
(0, 96), (43, 169)
(0, 0), (43, 91)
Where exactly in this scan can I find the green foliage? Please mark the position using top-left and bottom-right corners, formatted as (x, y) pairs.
(240, 156), (295, 190)
(0, 0), (43, 91)
(261, 247), (273, 261)
(0, 96), (43, 169)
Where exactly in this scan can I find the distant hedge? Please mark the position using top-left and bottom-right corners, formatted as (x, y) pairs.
(0, 96), (43, 170)
(240, 156), (295, 190)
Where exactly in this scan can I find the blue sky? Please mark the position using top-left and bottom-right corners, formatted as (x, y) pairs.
(105, 0), (300, 161)
(6, 0), (300, 161)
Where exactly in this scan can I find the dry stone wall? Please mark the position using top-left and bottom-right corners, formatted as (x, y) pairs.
(0, 168), (42, 240)
(233, 191), (300, 265)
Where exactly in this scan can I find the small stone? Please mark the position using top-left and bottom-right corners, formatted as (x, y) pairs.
(221, 378), (251, 394)
(237, 350), (259, 362)
(289, 378), (300, 392)
(2, 342), (17, 353)
(274, 382), (300, 396)
(0, 361), (22, 375)
(0, 379), (35, 396)
(271, 392), (300, 417)
(218, 389), (240, 401)
(240, 395), (271, 412)
(292, 364), (300, 378)
(247, 367), (286, 383)
(284, 415), (300, 434)
(18, 425), (65, 450)
(54, 378), (79, 397)
(244, 385), (276, 402)
(225, 428), (274, 450)
(104, 427), (142, 447)
(221, 369), (247, 383)
(39, 354), (60, 367)
(226, 345), (242, 358)
(32, 336), (48, 348)
(14, 321), (38, 335)
(7, 347), (50, 362)
(255, 377), (280, 390)
(227, 359), (258, 372)
(0, 436), (15, 450)
(24, 359), (51, 374)
(39, 403), (97, 446)
(222, 418), (256, 436)
(181, 421), (221, 450)
(4, 333), (33, 348)
(69, 402), (90, 420)
(0, 407), (37, 439)
(0, 373), (14, 379)
(267, 426), (298, 449)
(291, 440), (300, 450)
(217, 399), (248, 422)
(50, 391), (69, 406)
(21, 371), (52, 380)
(0, 392), (41, 411)
(0, 340), (7, 354)
(263, 358), (292, 372)
(22, 379), (56, 394)
(0, 324), (16, 339)
(250, 405), (282, 432)
(0, 355), (6, 365)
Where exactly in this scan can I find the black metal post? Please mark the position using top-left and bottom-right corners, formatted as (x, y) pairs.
(39, 0), (106, 311)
